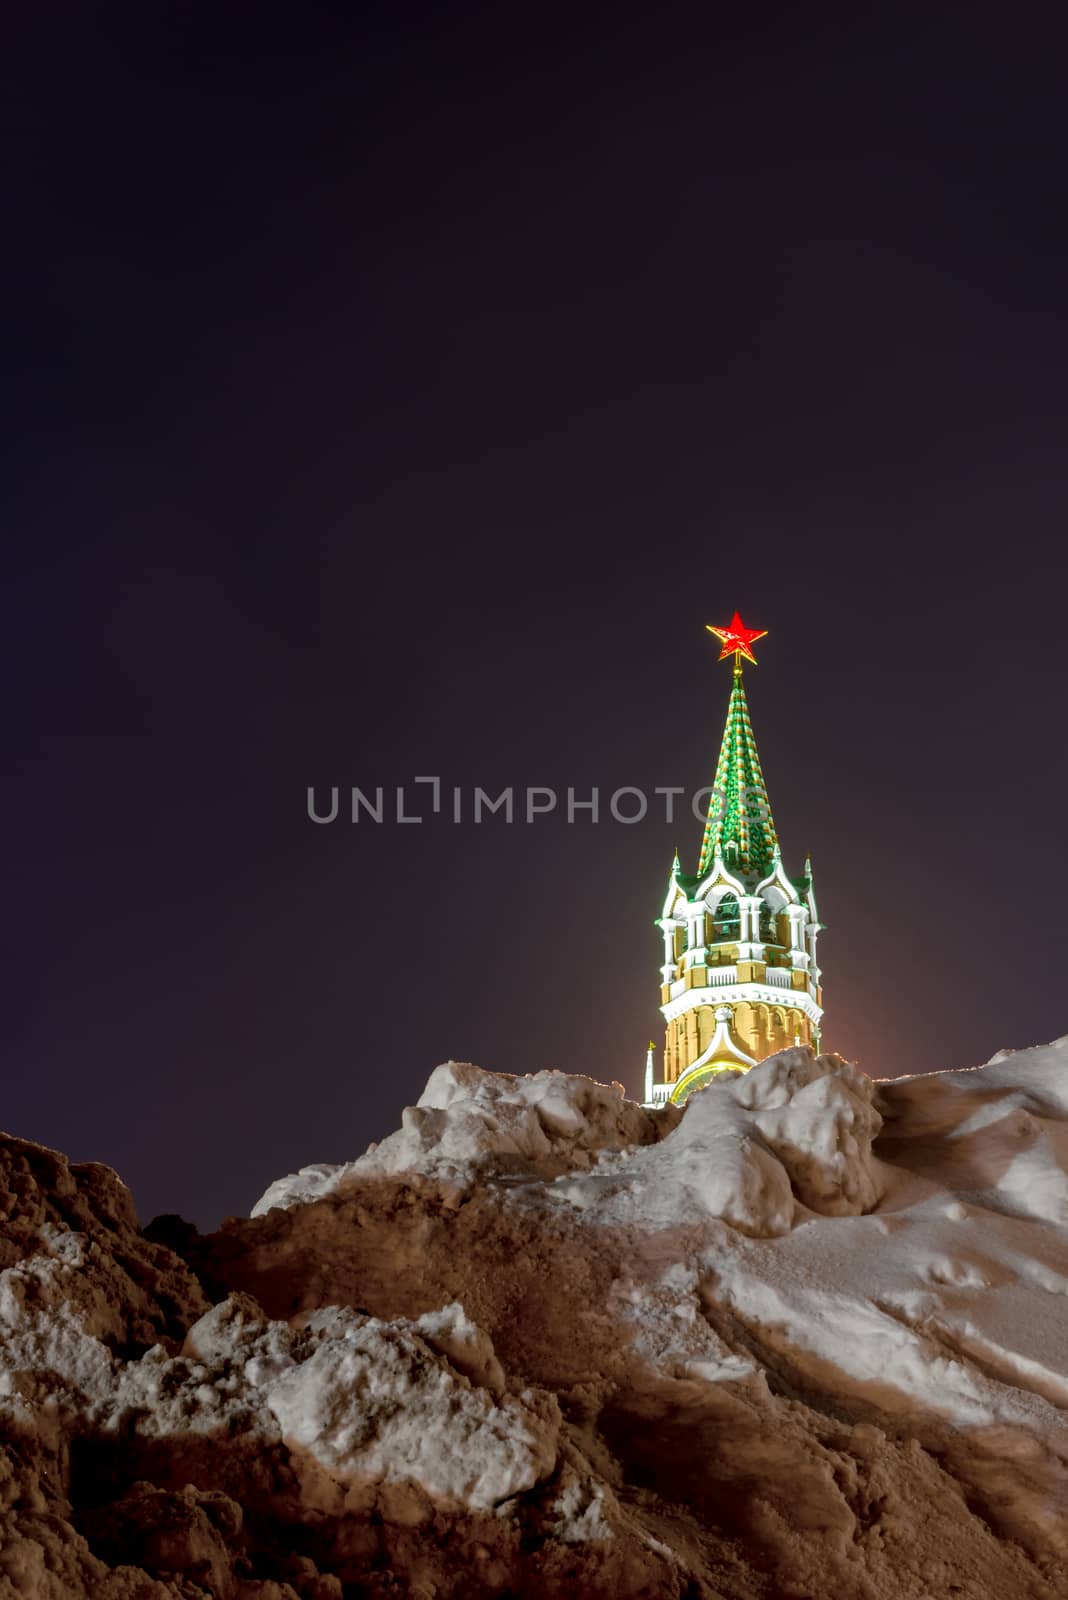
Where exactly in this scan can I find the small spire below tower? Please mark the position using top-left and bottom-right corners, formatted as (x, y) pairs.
(643, 1042), (657, 1104)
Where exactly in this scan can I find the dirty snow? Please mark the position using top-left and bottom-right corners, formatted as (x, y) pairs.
(4, 1038), (1068, 1596)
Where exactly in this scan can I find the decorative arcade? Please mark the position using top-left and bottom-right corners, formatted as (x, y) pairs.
(643, 614), (823, 1106)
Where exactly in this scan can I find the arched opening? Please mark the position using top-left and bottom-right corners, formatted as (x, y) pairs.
(669, 1060), (748, 1104)
(714, 893), (740, 942)
(734, 1001), (754, 1054)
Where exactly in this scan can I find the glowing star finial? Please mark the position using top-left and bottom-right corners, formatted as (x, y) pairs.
(705, 611), (767, 668)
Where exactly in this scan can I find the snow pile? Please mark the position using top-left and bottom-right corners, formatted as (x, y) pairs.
(98, 1293), (560, 1514)
(541, 1047), (883, 1235)
(253, 1060), (678, 1214)
(5, 1038), (1068, 1598)
(265, 1307), (559, 1510)
(255, 1048), (883, 1240)
(878, 1035), (1068, 1228)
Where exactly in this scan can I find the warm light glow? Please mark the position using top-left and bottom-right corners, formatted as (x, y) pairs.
(705, 611), (768, 665)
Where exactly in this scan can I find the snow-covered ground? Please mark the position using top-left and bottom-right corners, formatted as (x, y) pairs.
(3, 1039), (1068, 1597)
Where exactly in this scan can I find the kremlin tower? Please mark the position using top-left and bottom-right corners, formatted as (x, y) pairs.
(644, 614), (823, 1106)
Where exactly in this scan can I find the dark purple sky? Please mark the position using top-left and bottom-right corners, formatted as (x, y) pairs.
(4, 4), (1067, 1228)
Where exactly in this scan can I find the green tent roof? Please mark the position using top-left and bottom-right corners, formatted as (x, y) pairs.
(695, 662), (778, 881)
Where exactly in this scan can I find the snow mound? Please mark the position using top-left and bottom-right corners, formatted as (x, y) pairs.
(877, 1034), (1068, 1225)
(7, 1038), (1068, 1598)
(253, 1060), (679, 1215)
(100, 1291), (560, 1514)
(255, 1047), (883, 1239)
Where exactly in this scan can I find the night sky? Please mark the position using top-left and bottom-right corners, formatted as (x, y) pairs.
(5, 5), (1068, 1229)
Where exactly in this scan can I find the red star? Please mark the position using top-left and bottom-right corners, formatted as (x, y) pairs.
(705, 611), (768, 665)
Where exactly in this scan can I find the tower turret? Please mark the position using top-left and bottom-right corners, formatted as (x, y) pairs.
(645, 614), (824, 1105)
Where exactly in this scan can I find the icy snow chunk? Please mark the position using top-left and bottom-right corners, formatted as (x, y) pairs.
(253, 1161), (350, 1217)
(373, 1062), (665, 1174)
(920, 1253), (989, 1289)
(549, 1050), (880, 1236)
(737, 1050), (884, 1216)
(659, 1089), (797, 1234)
(549, 1468), (617, 1542)
(184, 1293), (299, 1385)
(0, 1248), (117, 1404)
(413, 1302), (505, 1391)
(550, 1080), (796, 1236)
(264, 1315), (559, 1510)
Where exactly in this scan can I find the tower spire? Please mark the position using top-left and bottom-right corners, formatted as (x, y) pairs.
(697, 614), (777, 879)
(646, 615), (824, 1107)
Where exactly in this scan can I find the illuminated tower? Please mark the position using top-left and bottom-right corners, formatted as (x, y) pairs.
(645, 614), (823, 1105)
